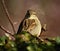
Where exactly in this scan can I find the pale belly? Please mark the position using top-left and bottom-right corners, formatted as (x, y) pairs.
(28, 15), (42, 37)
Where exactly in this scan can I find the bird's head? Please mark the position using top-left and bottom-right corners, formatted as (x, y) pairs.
(27, 10), (36, 15)
(25, 10), (37, 19)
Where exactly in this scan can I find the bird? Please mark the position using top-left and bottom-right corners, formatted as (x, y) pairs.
(17, 10), (46, 37)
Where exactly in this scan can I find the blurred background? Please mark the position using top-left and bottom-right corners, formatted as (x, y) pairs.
(0, 0), (60, 38)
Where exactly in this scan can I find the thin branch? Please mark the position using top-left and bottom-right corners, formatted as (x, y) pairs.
(0, 25), (14, 37)
(1, 0), (16, 34)
(27, 32), (44, 42)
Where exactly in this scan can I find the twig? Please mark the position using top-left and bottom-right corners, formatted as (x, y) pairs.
(27, 32), (44, 42)
(0, 25), (14, 37)
(1, 0), (16, 34)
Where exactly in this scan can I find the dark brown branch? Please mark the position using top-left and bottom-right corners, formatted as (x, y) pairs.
(1, 0), (16, 34)
(0, 25), (14, 37)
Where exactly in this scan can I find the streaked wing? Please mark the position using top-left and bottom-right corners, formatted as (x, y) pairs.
(22, 19), (36, 31)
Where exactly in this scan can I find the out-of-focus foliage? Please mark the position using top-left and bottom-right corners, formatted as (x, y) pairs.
(0, 32), (60, 51)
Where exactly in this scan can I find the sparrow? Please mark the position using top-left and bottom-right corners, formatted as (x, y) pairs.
(17, 10), (46, 37)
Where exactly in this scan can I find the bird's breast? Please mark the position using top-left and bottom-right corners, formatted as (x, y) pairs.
(28, 15), (42, 37)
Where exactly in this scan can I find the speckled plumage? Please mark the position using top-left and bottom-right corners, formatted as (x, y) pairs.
(21, 10), (42, 37)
